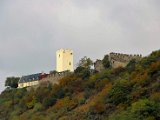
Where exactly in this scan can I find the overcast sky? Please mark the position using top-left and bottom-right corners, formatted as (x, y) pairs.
(0, 0), (160, 92)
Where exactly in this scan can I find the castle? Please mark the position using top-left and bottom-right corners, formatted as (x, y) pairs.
(109, 52), (142, 68)
(18, 49), (142, 88)
(18, 49), (73, 88)
(94, 52), (142, 72)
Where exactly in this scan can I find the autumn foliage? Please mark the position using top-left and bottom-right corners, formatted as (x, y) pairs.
(0, 50), (160, 120)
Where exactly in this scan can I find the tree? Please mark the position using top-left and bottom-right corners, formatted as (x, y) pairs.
(74, 66), (91, 79)
(108, 80), (132, 105)
(43, 97), (56, 108)
(50, 70), (57, 74)
(75, 56), (93, 79)
(131, 99), (160, 120)
(77, 56), (93, 69)
(102, 55), (110, 69)
(5, 77), (20, 88)
(126, 59), (137, 73)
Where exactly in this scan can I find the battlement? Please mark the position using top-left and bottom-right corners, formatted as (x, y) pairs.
(109, 52), (142, 63)
(48, 71), (71, 78)
(56, 49), (73, 53)
(110, 52), (142, 57)
(39, 71), (72, 84)
(108, 52), (142, 68)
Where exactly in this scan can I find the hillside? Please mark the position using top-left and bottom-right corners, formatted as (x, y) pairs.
(0, 50), (160, 120)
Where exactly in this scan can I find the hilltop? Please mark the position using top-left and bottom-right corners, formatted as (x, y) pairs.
(0, 50), (160, 120)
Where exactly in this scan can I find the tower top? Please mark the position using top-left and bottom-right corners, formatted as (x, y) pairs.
(56, 49), (73, 53)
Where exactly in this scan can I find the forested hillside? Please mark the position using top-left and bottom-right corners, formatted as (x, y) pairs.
(0, 50), (160, 120)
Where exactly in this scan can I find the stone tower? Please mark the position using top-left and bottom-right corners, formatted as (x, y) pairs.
(56, 49), (74, 72)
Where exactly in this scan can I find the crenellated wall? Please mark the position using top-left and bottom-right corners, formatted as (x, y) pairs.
(39, 71), (72, 85)
(109, 52), (142, 68)
(18, 71), (72, 89)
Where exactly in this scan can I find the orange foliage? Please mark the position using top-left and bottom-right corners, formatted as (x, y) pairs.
(74, 82), (112, 113)
(131, 87), (148, 101)
(95, 79), (110, 91)
(150, 92), (160, 102)
(132, 70), (149, 86)
(54, 97), (77, 111)
(59, 75), (77, 86)
(150, 61), (160, 71)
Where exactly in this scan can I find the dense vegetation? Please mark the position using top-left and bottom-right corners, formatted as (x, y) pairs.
(5, 77), (20, 88)
(0, 50), (160, 120)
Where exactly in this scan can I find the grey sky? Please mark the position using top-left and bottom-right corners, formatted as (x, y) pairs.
(0, 0), (160, 92)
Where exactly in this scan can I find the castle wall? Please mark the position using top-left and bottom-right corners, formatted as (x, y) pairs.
(109, 52), (142, 68)
(110, 59), (128, 68)
(94, 60), (105, 72)
(18, 72), (72, 89)
(39, 71), (71, 85)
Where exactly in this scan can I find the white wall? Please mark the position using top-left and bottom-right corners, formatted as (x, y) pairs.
(56, 49), (73, 72)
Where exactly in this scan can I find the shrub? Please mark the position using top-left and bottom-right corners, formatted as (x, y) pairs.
(150, 92), (160, 102)
(43, 97), (56, 108)
(89, 102), (106, 114)
(108, 80), (132, 105)
(74, 66), (91, 79)
(108, 111), (138, 120)
(102, 55), (110, 69)
(131, 99), (160, 119)
(126, 59), (137, 73)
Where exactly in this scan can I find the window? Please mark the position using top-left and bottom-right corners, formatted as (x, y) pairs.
(69, 62), (71, 65)
(59, 54), (60, 57)
(70, 53), (73, 55)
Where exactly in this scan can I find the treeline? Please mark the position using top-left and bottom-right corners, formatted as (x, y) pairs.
(0, 50), (160, 120)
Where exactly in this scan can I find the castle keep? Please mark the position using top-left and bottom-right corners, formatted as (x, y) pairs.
(56, 49), (74, 72)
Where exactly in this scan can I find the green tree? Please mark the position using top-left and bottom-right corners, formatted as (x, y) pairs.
(131, 99), (160, 120)
(43, 97), (56, 108)
(50, 70), (58, 74)
(102, 55), (110, 69)
(109, 111), (138, 120)
(108, 80), (132, 105)
(75, 56), (93, 79)
(74, 66), (91, 79)
(77, 56), (93, 69)
(5, 77), (20, 88)
(126, 59), (137, 73)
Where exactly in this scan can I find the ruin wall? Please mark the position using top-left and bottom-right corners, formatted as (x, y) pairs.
(109, 52), (142, 68)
